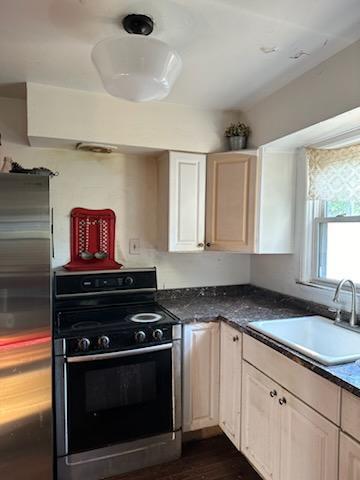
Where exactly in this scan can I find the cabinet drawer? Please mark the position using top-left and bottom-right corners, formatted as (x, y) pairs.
(342, 389), (360, 442)
(243, 334), (341, 424)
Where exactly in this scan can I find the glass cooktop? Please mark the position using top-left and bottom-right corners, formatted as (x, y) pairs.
(55, 302), (179, 338)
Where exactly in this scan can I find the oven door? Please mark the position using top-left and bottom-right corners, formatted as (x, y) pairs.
(65, 343), (173, 455)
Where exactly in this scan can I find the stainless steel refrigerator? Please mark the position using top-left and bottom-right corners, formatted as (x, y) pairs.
(0, 174), (52, 479)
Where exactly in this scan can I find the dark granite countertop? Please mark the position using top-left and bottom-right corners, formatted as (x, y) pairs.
(158, 285), (311, 325)
(157, 284), (360, 398)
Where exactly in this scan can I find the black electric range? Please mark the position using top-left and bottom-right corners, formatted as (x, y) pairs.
(53, 267), (180, 356)
(53, 267), (182, 480)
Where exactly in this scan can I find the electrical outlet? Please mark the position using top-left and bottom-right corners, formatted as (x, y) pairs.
(129, 238), (140, 255)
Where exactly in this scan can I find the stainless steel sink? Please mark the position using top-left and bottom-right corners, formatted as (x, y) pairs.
(248, 315), (360, 366)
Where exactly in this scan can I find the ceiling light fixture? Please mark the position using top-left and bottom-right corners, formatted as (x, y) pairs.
(76, 142), (118, 154)
(91, 14), (182, 102)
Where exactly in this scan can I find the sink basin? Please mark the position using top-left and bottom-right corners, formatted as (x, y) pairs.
(248, 315), (360, 366)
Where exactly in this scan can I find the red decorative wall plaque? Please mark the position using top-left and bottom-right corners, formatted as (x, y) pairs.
(64, 208), (122, 271)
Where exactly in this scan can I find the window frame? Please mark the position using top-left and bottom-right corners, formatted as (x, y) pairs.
(297, 135), (360, 297)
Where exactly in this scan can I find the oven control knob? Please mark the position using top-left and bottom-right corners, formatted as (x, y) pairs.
(153, 329), (163, 341)
(135, 330), (146, 343)
(124, 276), (134, 287)
(98, 335), (110, 349)
(78, 337), (91, 352)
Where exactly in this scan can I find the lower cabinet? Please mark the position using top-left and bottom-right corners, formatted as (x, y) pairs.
(279, 387), (338, 480)
(241, 361), (339, 480)
(183, 322), (220, 432)
(219, 322), (242, 449)
(340, 432), (360, 480)
(183, 323), (343, 480)
(242, 362), (280, 480)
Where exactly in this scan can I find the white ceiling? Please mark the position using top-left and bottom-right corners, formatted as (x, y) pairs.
(0, 0), (360, 110)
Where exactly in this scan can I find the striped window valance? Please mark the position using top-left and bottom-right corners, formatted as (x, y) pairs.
(306, 144), (360, 201)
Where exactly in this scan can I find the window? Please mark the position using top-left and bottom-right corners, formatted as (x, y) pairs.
(304, 144), (360, 287)
(314, 201), (360, 284)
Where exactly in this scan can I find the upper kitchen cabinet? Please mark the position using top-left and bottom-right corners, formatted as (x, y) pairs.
(254, 148), (295, 254)
(206, 152), (257, 252)
(158, 147), (295, 254)
(206, 148), (295, 254)
(158, 151), (206, 252)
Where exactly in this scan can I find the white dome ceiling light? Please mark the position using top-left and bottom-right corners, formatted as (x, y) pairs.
(91, 14), (182, 102)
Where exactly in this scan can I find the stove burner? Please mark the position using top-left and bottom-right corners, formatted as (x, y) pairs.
(72, 321), (102, 330)
(128, 313), (163, 323)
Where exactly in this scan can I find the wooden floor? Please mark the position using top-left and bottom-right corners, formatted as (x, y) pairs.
(111, 435), (261, 480)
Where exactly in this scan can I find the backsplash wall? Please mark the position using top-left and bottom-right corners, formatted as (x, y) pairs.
(0, 96), (251, 289)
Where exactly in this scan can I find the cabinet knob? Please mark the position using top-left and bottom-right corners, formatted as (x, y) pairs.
(269, 390), (277, 398)
(206, 242), (211, 247)
(279, 397), (287, 406)
(232, 335), (239, 342)
(197, 242), (204, 248)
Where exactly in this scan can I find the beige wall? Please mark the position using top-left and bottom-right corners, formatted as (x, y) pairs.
(0, 96), (250, 289)
(250, 251), (358, 311)
(5, 37), (360, 297)
(27, 83), (240, 153)
(246, 40), (360, 310)
(244, 39), (360, 147)
(250, 255), (333, 307)
(250, 149), (357, 310)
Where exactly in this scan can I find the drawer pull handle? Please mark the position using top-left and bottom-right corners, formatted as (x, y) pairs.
(206, 242), (211, 247)
(270, 390), (277, 398)
(279, 397), (287, 406)
(197, 242), (204, 248)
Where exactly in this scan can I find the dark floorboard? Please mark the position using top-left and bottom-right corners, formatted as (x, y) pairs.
(110, 435), (261, 480)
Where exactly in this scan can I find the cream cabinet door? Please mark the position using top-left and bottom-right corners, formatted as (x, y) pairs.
(241, 361), (280, 480)
(219, 322), (241, 449)
(340, 433), (360, 480)
(206, 153), (257, 252)
(168, 151), (206, 252)
(183, 322), (220, 432)
(279, 389), (338, 480)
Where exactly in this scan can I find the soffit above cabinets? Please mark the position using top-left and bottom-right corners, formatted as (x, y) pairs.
(25, 83), (237, 153)
(0, 0), (360, 110)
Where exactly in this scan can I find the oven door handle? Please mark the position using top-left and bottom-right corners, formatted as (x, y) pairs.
(66, 342), (173, 363)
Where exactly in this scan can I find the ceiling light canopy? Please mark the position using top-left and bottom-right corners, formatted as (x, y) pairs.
(91, 14), (182, 102)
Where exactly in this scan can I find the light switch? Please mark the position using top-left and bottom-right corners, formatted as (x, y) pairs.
(129, 238), (140, 255)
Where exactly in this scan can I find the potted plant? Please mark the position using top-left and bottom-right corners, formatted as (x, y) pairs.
(224, 122), (251, 151)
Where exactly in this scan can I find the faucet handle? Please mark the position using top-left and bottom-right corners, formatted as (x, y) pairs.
(328, 307), (341, 323)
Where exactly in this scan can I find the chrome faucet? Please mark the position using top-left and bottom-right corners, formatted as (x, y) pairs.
(333, 279), (358, 327)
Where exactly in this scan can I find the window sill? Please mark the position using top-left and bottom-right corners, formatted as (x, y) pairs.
(296, 279), (360, 298)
